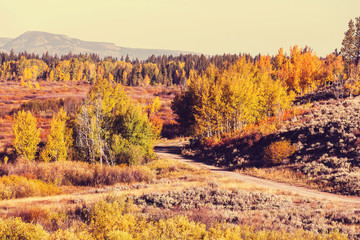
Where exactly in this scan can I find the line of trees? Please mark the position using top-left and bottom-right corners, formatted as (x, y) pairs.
(0, 44), (354, 89)
(0, 52), (243, 86)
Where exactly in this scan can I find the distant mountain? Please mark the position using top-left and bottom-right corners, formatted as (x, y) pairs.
(0, 38), (12, 47)
(1, 31), (196, 60)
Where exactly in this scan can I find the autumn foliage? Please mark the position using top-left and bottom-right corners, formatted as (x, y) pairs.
(40, 108), (72, 162)
(12, 110), (41, 161)
(273, 47), (344, 94)
(75, 78), (156, 165)
(264, 140), (297, 165)
(172, 56), (294, 137)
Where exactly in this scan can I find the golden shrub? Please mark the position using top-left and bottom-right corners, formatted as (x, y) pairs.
(49, 229), (94, 240)
(88, 200), (137, 239)
(264, 140), (296, 165)
(0, 217), (49, 240)
(0, 175), (60, 199)
(106, 230), (134, 240)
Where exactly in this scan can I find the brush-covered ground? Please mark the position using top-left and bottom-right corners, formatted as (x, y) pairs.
(185, 84), (360, 198)
(0, 157), (358, 239)
(0, 81), (358, 239)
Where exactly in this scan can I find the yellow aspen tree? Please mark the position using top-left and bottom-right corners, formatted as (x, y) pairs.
(273, 48), (286, 71)
(27, 81), (33, 90)
(122, 71), (128, 85)
(49, 70), (55, 81)
(77, 69), (83, 81)
(31, 65), (39, 80)
(150, 96), (161, 114)
(299, 49), (321, 93)
(64, 73), (71, 81)
(40, 108), (72, 162)
(23, 68), (32, 81)
(193, 75), (212, 137)
(12, 110), (41, 161)
(20, 78), (26, 87)
(144, 75), (151, 86)
(34, 82), (40, 90)
(108, 73), (114, 82)
(144, 96), (163, 139)
(289, 45), (302, 93)
(220, 79), (235, 134)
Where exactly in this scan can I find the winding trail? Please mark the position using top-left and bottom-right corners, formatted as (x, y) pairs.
(155, 142), (360, 205)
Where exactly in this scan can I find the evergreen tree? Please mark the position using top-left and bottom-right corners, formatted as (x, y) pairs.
(342, 17), (360, 69)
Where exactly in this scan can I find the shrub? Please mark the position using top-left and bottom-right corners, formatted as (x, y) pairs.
(87, 200), (137, 239)
(207, 225), (348, 240)
(117, 166), (155, 184)
(203, 137), (217, 148)
(16, 207), (49, 224)
(0, 217), (49, 239)
(0, 175), (60, 199)
(0, 161), (155, 187)
(264, 140), (296, 165)
(50, 230), (94, 240)
(106, 230), (134, 240)
(93, 165), (155, 185)
(112, 136), (144, 165)
(156, 216), (207, 239)
(10, 97), (82, 117)
(11, 99), (61, 116)
(146, 158), (194, 177)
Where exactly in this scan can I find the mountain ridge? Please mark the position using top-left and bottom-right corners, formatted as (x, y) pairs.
(0, 31), (197, 60)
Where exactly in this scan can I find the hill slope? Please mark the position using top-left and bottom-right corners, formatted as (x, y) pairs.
(1, 31), (195, 60)
(188, 85), (360, 197)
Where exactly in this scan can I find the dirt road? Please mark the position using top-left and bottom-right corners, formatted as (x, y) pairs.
(1, 142), (359, 215)
(155, 143), (360, 205)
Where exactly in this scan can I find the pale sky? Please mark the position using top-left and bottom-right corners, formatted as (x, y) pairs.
(1, 0), (359, 57)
